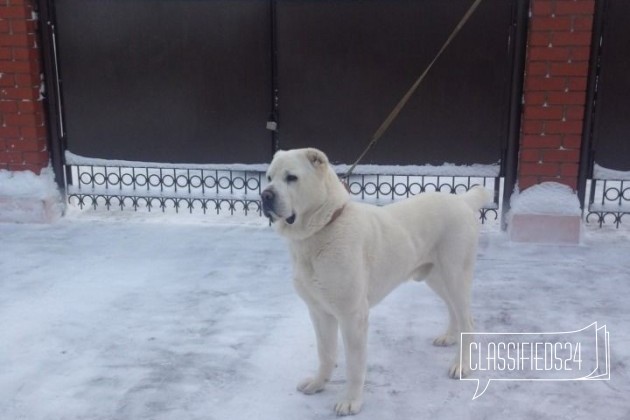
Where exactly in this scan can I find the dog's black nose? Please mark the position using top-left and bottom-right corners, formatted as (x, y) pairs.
(261, 189), (275, 207)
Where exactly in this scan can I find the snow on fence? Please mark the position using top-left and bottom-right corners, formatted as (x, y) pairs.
(64, 152), (502, 222)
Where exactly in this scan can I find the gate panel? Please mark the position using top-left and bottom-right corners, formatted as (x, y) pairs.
(54, 0), (272, 164)
(582, 0), (630, 227)
(275, 0), (515, 166)
(590, 0), (630, 171)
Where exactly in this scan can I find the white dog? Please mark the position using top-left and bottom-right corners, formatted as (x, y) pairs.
(262, 148), (490, 416)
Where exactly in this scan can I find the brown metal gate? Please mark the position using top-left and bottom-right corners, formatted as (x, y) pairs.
(275, 0), (516, 166)
(41, 0), (523, 165)
(37, 0), (527, 219)
(585, 0), (630, 172)
(581, 0), (630, 227)
(48, 0), (273, 164)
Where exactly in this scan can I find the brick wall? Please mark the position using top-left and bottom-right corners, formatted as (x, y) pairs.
(0, 0), (48, 174)
(518, 0), (595, 190)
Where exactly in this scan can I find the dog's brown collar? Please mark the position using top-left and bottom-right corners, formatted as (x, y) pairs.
(325, 205), (346, 227)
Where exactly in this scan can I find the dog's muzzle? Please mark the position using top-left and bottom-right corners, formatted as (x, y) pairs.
(261, 188), (275, 219)
(261, 188), (296, 225)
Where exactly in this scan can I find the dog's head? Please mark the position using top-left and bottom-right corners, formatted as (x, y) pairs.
(262, 148), (348, 239)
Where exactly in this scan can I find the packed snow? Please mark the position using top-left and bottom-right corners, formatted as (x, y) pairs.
(0, 165), (627, 418)
(0, 167), (60, 200)
(593, 163), (630, 181)
(65, 151), (500, 177)
(0, 168), (63, 223)
(65, 152), (271, 173)
(0, 209), (628, 420)
(510, 182), (582, 216)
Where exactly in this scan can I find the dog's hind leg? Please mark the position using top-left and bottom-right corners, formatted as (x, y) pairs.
(426, 263), (475, 378)
(445, 279), (474, 379)
(425, 272), (458, 347)
(413, 263), (457, 346)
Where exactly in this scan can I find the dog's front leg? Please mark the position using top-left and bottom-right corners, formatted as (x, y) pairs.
(298, 307), (338, 394)
(335, 307), (368, 416)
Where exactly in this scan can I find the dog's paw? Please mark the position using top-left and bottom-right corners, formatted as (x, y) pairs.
(297, 377), (326, 395)
(433, 334), (457, 347)
(448, 361), (471, 379)
(335, 399), (363, 416)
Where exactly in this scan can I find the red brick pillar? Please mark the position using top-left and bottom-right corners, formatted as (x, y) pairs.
(0, 0), (49, 174)
(511, 0), (596, 243)
(518, 0), (595, 191)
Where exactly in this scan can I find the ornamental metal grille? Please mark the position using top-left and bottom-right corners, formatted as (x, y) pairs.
(342, 173), (500, 223)
(585, 179), (630, 228)
(66, 165), (265, 216)
(65, 163), (501, 223)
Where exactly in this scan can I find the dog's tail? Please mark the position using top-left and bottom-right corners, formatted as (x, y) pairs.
(461, 185), (493, 211)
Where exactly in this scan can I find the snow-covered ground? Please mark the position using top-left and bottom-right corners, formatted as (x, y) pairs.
(1, 210), (629, 420)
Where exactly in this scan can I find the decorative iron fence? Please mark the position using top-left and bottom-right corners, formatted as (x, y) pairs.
(66, 165), (266, 216)
(65, 161), (501, 223)
(341, 173), (500, 223)
(65, 157), (630, 228)
(585, 179), (630, 228)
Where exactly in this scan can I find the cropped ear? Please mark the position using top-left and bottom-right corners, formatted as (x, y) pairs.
(305, 148), (328, 168)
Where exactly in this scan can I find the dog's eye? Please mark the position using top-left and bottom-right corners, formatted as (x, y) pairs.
(267, 176), (271, 182)
(286, 174), (298, 183)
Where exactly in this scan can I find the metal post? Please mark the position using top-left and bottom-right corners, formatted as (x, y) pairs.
(269, 0), (279, 155)
(35, 0), (67, 191)
(577, 0), (607, 210)
(501, 0), (530, 230)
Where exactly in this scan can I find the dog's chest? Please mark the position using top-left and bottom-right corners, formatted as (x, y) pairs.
(292, 250), (322, 289)
(290, 243), (341, 308)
